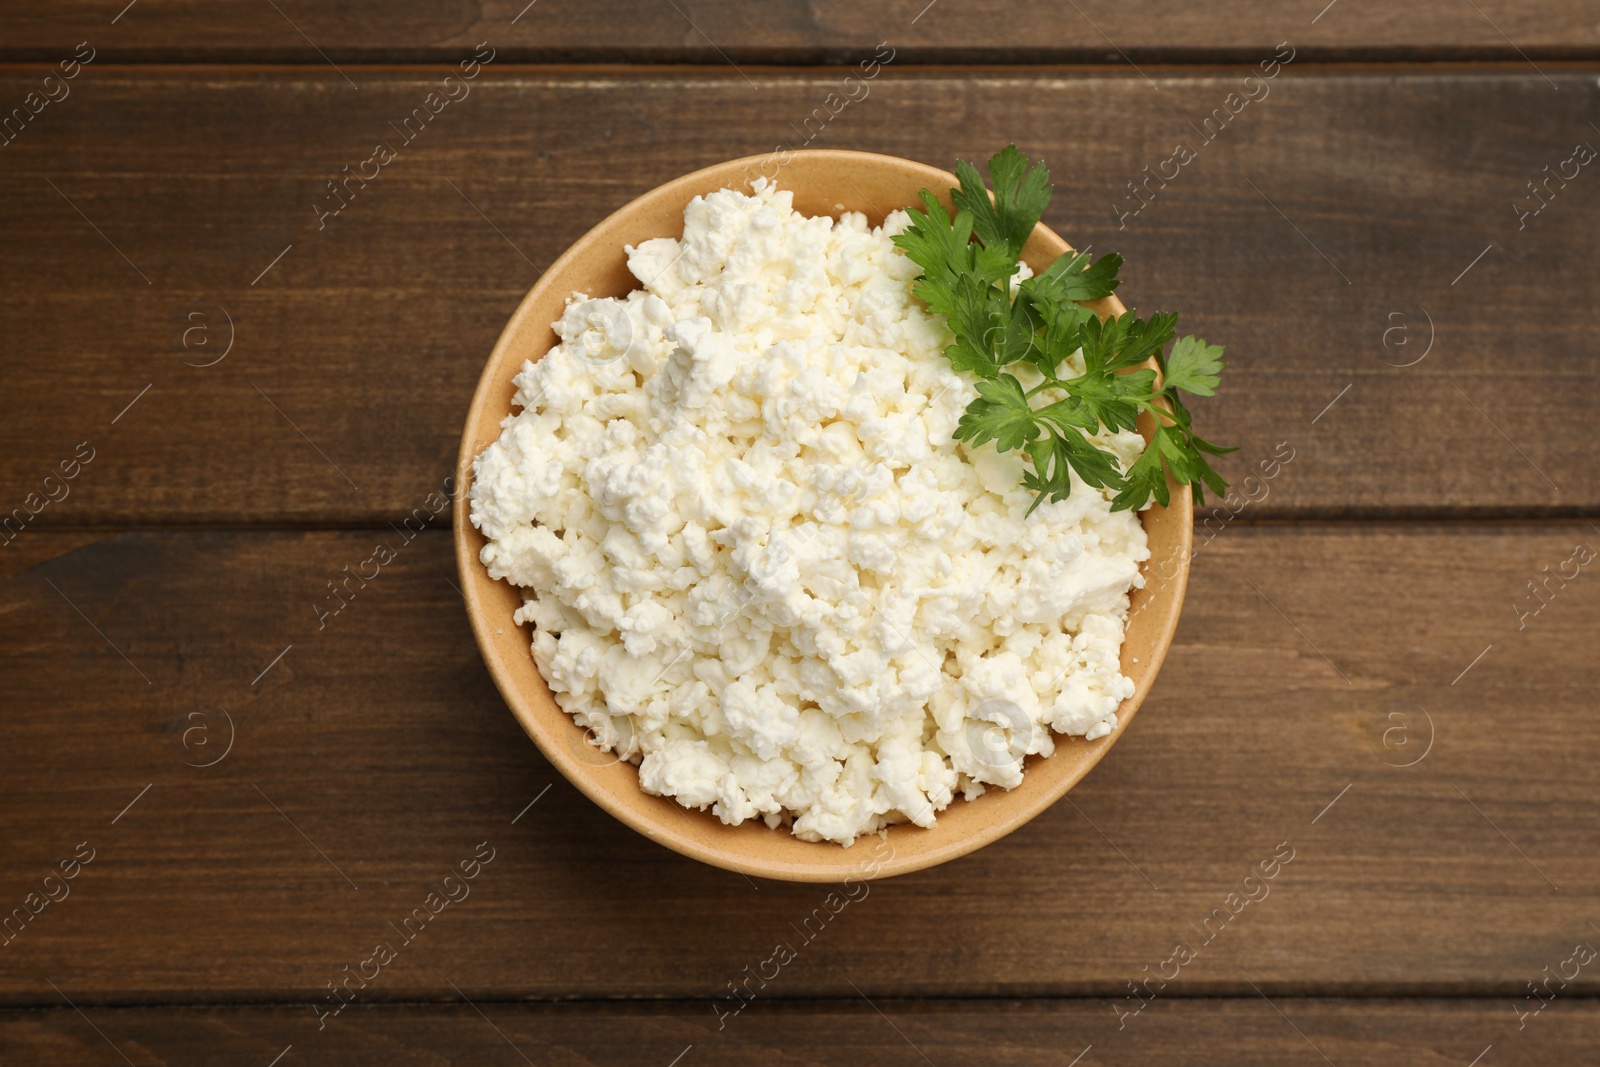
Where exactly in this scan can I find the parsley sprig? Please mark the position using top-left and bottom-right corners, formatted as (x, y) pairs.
(893, 145), (1235, 514)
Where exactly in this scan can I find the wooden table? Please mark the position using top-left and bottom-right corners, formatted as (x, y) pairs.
(3, 3), (1597, 1063)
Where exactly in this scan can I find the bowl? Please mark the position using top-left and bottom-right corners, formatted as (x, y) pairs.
(454, 150), (1192, 882)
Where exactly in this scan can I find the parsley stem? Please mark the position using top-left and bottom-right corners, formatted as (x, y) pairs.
(1136, 398), (1181, 426)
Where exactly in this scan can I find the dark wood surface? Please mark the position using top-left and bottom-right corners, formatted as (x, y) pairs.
(2, 6), (1597, 1061)
(3, 999), (1597, 1066)
(2, 68), (1596, 526)
(2, 1), (1599, 62)
(3, 527), (1596, 1004)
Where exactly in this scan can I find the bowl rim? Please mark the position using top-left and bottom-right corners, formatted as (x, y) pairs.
(454, 149), (1192, 881)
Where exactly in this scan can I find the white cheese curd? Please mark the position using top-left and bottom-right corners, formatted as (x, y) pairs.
(470, 180), (1149, 846)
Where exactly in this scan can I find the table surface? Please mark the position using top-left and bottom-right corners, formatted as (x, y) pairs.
(3, 3), (1598, 1064)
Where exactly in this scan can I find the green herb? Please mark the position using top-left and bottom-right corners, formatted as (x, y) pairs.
(892, 145), (1235, 514)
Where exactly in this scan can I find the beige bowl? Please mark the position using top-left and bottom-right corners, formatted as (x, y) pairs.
(455, 150), (1192, 882)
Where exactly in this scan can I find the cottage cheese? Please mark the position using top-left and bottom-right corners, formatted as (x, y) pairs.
(470, 180), (1149, 846)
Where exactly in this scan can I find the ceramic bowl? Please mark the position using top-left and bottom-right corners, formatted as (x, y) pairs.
(454, 150), (1191, 882)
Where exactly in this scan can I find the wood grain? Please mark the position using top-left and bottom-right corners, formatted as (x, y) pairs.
(2, 526), (1596, 1002)
(1, 998), (1593, 1065)
(1, 68), (1596, 528)
(3, 29), (1596, 1052)
(1, 1), (1598, 63)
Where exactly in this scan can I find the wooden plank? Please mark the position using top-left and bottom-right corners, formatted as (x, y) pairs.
(2, 2), (1598, 63)
(1, 68), (1596, 528)
(2, 525), (1597, 1001)
(1, 998), (1595, 1065)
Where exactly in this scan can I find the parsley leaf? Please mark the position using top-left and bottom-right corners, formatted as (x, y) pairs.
(1080, 310), (1176, 373)
(895, 191), (972, 288)
(1162, 335), (1226, 397)
(1111, 428), (1173, 511)
(897, 145), (1235, 513)
(1022, 427), (1128, 516)
(953, 374), (1039, 452)
(953, 145), (1051, 255)
(940, 274), (1013, 378)
(1026, 249), (1124, 305)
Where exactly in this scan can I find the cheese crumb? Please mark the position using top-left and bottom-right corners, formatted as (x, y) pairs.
(470, 180), (1148, 846)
